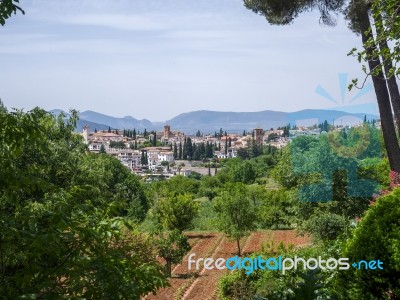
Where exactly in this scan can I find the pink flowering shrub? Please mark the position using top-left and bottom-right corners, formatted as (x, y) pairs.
(356, 171), (400, 222)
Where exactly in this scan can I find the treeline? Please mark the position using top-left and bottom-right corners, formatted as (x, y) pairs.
(173, 137), (216, 160)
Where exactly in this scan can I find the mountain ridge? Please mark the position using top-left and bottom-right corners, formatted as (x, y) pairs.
(49, 108), (378, 133)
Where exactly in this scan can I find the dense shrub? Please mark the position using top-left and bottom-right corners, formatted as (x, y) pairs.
(335, 188), (400, 299)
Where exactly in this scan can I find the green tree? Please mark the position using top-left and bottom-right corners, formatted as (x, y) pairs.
(152, 131), (157, 146)
(348, 0), (400, 132)
(206, 141), (214, 158)
(141, 150), (146, 165)
(185, 137), (193, 160)
(257, 189), (293, 229)
(152, 193), (199, 232)
(99, 143), (106, 153)
(173, 142), (178, 159)
(178, 142), (183, 160)
(0, 108), (166, 298)
(161, 160), (170, 172)
(156, 230), (190, 277)
(233, 160), (258, 184)
(109, 140), (126, 149)
(244, 0), (400, 173)
(213, 183), (257, 256)
(305, 212), (347, 242)
(345, 0), (400, 172)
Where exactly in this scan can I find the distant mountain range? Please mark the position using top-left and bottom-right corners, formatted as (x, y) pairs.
(50, 108), (378, 134)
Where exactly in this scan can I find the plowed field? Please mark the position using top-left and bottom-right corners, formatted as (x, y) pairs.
(143, 230), (310, 300)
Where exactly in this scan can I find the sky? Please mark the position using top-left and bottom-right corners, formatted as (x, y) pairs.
(0, 0), (377, 121)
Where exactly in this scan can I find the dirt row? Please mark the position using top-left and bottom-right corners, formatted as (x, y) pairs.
(143, 233), (223, 300)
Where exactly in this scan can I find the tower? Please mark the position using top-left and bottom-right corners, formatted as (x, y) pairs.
(164, 125), (171, 139)
(83, 124), (89, 144)
(253, 127), (264, 146)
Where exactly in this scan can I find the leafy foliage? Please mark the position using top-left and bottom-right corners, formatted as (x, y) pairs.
(0, 108), (167, 298)
(304, 212), (347, 242)
(152, 193), (199, 232)
(348, 0), (400, 81)
(218, 243), (331, 300)
(335, 187), (400, 299)
(213, 183), (258, 255)
(257, 189), (294, 229)
(109, 140), (126, 149)
(0, 0), (24, 25)
(156, 230), (191, 277)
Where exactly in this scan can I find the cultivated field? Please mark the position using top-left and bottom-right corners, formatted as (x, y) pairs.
(143, 230), (310, 300)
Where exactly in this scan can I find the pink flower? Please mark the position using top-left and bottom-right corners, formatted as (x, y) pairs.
(389, 170), (400, 186)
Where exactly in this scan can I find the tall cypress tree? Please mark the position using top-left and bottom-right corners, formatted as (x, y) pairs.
(206, 142), (213, 158)
(141, 151), (146, 165)
(173, 142), (178, 159)
(153, 131), (157, 146)
(178, 142), (183, 160)
(186, 137), (193, 160)
(99, 144), (106, 154)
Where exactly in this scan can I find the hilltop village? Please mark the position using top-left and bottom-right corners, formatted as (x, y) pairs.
(81, 124), (326, 178)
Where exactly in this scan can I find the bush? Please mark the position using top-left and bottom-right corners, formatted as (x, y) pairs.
(217, 244), (331, 300)
(305, 212), (348, 242)
(218, 270), (258, 300)
(335, 188), (400, 299)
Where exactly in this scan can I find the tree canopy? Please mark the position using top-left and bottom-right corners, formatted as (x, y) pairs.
(0, 107), (166, 298)
(0, 0), (24, 25)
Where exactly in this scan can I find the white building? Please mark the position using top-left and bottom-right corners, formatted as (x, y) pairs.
(158, 151), (174, 163)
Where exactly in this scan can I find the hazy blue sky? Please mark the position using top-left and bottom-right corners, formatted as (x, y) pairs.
(0, 0), (376, 121)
